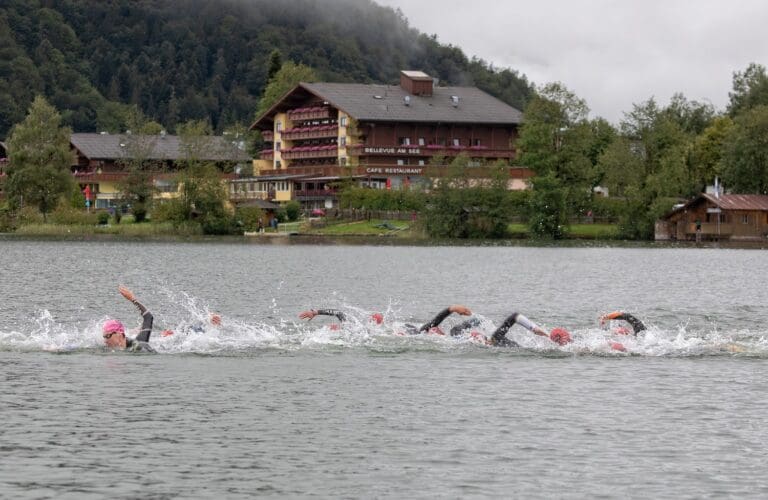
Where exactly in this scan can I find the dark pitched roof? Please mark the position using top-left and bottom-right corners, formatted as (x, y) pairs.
(236, 199), (281, 210)
(301, 82), (523, 125)
(704, 193), (768, 211)
(70, 133), (251, 162)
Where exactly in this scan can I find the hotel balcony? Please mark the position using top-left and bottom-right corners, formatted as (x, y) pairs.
(294, 188), (340, 200)
(347, 144), (516, 159)
(287, 106), (331, 122)
(260, 149), (274, 160)
(281, 124), (338, 141)
(280, 145), (338, 160)
(261, 130), (274, 142)
(229, 190), (272, 201)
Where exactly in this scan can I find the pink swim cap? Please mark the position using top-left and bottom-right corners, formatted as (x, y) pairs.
(370, 313), (384, 325)
(549, 328), (572, 345)
(102, 319), (125, 335)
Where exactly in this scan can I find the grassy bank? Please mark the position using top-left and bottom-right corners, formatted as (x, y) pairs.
(13, 221), (203, 237)
(6, 218), (619, 241)
(303, 219), (618, 239)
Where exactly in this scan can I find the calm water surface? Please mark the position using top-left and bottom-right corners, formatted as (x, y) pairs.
(1, 240), (767, 498)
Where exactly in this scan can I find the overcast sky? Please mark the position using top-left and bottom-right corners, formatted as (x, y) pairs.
(375, 0), (768, 123)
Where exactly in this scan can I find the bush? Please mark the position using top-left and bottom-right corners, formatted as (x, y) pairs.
(234, 206), (264, 232)
(285, 200), (301, 221)
(0, 206), (16, 232)
(276, 207), (288, 223)
(201, 214), (235, 235)
(151, 199), (187, 224)
(48, 204), (99, 225)
(97, 211), (110, 225)
(589, 196), (624, 218)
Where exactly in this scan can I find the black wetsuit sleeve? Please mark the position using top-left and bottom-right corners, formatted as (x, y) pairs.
(617, 313), (645, 334)
(419, 308), (452, 332)
(450, 317), (482, 337)
(132, 300), (154, 342)
(316, 309), (346, 322)
(491, 313), (519, 345)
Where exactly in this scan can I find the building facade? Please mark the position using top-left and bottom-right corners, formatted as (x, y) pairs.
(70, 133), (251, 209)
(242, 71), (532, 209)
(655, 193), (768, 241)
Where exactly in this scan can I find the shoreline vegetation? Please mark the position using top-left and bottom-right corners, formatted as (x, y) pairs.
(3, 217), (765, 248)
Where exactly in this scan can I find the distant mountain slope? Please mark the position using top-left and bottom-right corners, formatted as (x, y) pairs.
(0, 0), (534, 137)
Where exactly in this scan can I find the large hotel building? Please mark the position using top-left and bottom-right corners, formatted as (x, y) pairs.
(234, 71), (532, 208)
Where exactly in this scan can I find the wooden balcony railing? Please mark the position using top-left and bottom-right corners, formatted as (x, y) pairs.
(287, 106), (331, 122)
(281, 124), (338, 140)
(294, 189), (339, 198)
(281, 145), (338, 160)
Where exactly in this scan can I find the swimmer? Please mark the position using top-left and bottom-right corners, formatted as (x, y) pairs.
(399, 304), (473, 335)
(299, 309), (386, 330)
(599, 311), (646, 335)
(489, 312), (572, 347)
(161, 312), (222, 337)
(299, 308), (347, 330)
(102, 285), (155, 352)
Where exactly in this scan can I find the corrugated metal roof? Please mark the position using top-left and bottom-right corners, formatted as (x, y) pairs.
(301, 83), (523, 125)
(70, 133), (251, 162)
(705, 193), (768, 211)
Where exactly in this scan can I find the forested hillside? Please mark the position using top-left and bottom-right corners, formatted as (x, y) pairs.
(0, 0), (534, 137)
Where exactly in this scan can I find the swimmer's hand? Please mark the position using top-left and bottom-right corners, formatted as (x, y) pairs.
(448, 305), (472, 316)
(118, 285), (136, 303)
(299, 310), (318, 320)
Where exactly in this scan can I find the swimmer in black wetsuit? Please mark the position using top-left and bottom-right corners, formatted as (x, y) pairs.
(299, 309), (347, 322)
(160, 312), (222, 337)
(599, 311), (646, 335)
(489, 312), (568, 347)
(299, 305), (472, 335)
(299, 308), (348, 330)
(102, 286), (155, 353)
(400, 304), (473, 335)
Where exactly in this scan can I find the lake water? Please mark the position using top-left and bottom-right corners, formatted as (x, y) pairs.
(2, 239), (767, 498)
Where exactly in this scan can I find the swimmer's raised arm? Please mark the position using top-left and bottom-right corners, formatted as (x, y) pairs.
(299, 309), (347, 322)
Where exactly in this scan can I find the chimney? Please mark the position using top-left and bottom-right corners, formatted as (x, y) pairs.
(400, 70), (433, 97)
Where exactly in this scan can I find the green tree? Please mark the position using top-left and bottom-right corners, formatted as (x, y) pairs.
(117, 110), (162, 222)
(689, 116), (733, 191)
(422, 158), (470, 238)
(663, 92), (716, 135)
(173, 119), (234, 233)
(267, 49), (283, 82)
(527, 172), (568, 239)
(721, 105), (768, 193)
(727, 63), (768, 117)
(517, 83), (598, 236)
(5, 95), (73, 220)
(284, 200), (301, 221)
(255, 62), (318, 118)
(605, 97), (696, 238)
(119, 166), (155, 223)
